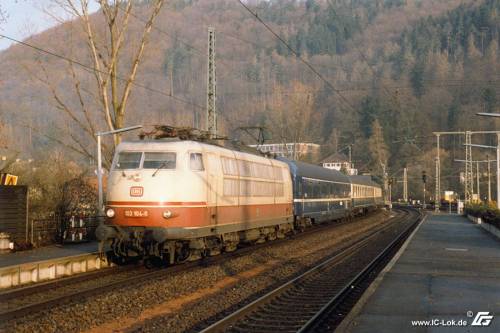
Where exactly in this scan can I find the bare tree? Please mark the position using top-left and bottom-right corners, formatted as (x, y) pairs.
(0, 119), (19, 172)
(268, 81), (316, 159)
(368, 119), (389, 175)
(0, 5), (6, 26)
(31, 0), (164, 165)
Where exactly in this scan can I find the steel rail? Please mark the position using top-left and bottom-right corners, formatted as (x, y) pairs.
(0, 265), (133, 301)
(298, 208), (423, 332)
(0, 211), (371, 303)
(199, 208), (420, 333)
(0, 209), (391, 323)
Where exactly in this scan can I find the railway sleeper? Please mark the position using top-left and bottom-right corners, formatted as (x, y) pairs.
(235, 320), (305, 331)
(251, 315), (311, 324)
(260, 306), (318, 316)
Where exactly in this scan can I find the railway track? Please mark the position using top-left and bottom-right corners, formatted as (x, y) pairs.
(0, 209), (392, 323)
(199, 207), (422, 333)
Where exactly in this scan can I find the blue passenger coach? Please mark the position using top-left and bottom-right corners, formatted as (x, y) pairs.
(279, 158), (352, 223)
(349, 175), (384, 213)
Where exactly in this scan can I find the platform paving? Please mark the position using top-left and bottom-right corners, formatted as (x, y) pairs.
(343, 213), (500, 333)
(0, 241), (99, 268)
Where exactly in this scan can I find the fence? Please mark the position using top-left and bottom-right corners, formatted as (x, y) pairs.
(31, 215), (101, 247)
(0, 186), (28, 245)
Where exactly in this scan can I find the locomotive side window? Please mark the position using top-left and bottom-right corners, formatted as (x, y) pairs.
(273, 166), (283, 181)
(238, 160), (250, 177)
(223, 178), (239, 196)
(221, 157), (238, 175)
(275, 183), (284, 196)
(143, 152), (176, 169)
(190, 153), (204, 171)
(115, 152), (142, 169)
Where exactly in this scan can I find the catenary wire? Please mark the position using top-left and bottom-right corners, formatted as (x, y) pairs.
(235, 0), (357, 112)
(0, 34), (206, 111)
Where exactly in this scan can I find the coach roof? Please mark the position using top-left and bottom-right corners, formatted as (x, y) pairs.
(349, 175), (380, 187)
(278, 158), (351, 184)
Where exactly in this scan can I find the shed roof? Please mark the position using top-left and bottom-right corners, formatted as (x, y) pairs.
(320, 152), (349, 164)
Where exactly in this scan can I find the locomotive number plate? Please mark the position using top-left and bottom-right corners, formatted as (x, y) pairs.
(124, 210), (149, 217)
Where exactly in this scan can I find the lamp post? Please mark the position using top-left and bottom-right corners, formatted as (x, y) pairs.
(96, 125), (143, 214)
(422, 170), (427, 209)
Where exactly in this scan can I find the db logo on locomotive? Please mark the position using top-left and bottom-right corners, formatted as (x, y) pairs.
(130, 186), (144, 197)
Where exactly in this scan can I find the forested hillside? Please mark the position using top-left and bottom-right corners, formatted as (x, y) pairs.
(0, 0), (497, 199)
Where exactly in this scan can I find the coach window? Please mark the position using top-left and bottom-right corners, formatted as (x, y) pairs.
(143, 152), (176, 169)
(313, 181), (320, 198)
(321, 182), (328, 198)
(190, 153), (204, 171)
(297, 181), (303, 196)
(303, 180), (310, 198)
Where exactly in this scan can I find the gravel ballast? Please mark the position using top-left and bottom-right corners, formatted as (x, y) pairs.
(3, 210), (396, 333)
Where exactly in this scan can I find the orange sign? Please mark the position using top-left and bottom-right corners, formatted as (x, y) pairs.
(0, 174), (18, 185)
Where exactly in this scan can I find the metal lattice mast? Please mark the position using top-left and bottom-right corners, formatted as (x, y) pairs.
(435, 134), (441, 211)
(206, 27), (217, 138)
(497, 134), (500, 209)
(465, 131), (473, 203)
(433, 130), (500, 205)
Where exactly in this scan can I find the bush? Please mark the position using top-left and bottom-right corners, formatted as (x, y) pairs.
(465, 202), (500, 229)
(6, 151), (98, 219)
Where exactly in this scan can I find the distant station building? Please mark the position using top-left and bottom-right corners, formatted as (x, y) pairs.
(320, 152), (358, 175)
(249, 143), (320, 160)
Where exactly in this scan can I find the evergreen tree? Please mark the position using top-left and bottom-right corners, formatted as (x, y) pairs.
(359, 97), (381, 138)
(482, 88), (496, 113)
(466, 33), (482, 60)
(410, 61), (426, 98)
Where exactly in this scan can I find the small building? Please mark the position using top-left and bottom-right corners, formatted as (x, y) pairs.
(249, 143), (320, 160)
(320, 152), (358, 175)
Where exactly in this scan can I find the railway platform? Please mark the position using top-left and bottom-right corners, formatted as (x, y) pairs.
(341, 213), (500, 332)
(0, 241), (99, 268)
(0, 241), (110, 289)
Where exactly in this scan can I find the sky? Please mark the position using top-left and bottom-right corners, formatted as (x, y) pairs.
(0, 0), (99, 51)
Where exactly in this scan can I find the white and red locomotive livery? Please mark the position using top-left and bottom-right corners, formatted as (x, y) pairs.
(96, 139), (294, 264)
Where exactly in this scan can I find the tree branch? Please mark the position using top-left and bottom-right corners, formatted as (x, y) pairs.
(118, 0), (164, 122)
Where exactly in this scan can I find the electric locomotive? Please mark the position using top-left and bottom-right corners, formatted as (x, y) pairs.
(97, 138), (383, 266)
(96, 139), (294, 264)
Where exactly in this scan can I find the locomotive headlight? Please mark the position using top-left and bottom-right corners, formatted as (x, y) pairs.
(106, 208), (115, 218)
(162, 210), (172, 219)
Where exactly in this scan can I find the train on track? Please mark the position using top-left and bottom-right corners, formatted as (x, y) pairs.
(96, 139), (383, 265)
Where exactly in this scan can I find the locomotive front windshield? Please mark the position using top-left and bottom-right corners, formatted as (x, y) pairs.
(113, 151), (176, 170)
(143, 152), (176, 169)
(115, 152), (142, 169)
